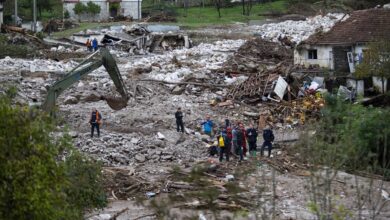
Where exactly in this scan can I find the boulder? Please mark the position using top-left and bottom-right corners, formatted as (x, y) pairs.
(69, 131), (78, 138)
(83, 92), (102, 102)
(157, 132), (166, 140)
(171, 85), (185, 95)
(161, 155), (173, 161)
(135, 154), (146, 163)
(64, 96), (78, 105)
(131, 138), (140, 144)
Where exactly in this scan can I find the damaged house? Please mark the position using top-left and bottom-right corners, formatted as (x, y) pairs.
(294, 8), (390, 93)
(64, 0), (142, 21)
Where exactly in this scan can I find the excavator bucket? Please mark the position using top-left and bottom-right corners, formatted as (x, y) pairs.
(104, 96), (129, 110)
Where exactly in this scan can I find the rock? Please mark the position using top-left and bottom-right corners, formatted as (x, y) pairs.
(39, 86), (47, 94)
(157, 132), (165, 140)
(77, 82), (84, 87)
(97, 213), (111, 220)
(83, 92), (101, 102)
(64, 96), (78, 105)
(131, 138), (140, 144)
(171, 85), (185, 95)
(225, 174), (235, 182)
(135, 154), (146, 163)
(57, 45), (65, 52)
(161, 155), (173, 161)
(69, 131), (78, 138)
(102, 136), (111, 141)
(200, 135), (210, 143)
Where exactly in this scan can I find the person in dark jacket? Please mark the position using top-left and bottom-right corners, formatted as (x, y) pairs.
(261, 126), (275, 157)
(90, 108), (102, 138)
(246, 124), (258, 157)
(175, 107), (184, 133)
(235, 125), (244, 161)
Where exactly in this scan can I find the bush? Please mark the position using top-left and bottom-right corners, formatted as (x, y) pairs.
(296, 95), (390, 175)
(0, 89), (106, 220)
(87, 1), (101, 17)
(74, 2), (87, 16)
(64, 9), (70, 19)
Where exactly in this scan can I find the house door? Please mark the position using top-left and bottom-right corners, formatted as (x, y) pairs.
(347, 52), (355, 73)
(109, 2), (120, 17)
(333, 46), (351, 73)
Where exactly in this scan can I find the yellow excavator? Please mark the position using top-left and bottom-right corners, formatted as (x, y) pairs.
(42, 48), (129, 112)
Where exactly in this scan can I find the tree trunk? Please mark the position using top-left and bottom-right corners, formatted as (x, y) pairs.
(382, 76), (385, 94)
(242, 0), (245, 15)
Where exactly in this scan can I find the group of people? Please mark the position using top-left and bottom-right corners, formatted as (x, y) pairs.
(212, 120), (274, 162)
(174, 108), (275, 163)
(86, 38), (99, 52)
(90, 107), (275, 163)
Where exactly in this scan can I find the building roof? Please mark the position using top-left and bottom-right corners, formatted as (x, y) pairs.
(301, 8), (390, 46)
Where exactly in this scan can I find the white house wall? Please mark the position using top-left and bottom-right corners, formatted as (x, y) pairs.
(121, 1), (142, 19)
(64, 0), (141, 21)
(294, 46), (333, 69)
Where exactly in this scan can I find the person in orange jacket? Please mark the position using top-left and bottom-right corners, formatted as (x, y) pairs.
(89, 108), (102, 137)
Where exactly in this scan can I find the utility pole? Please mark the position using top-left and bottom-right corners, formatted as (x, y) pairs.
(137, 0), (140, 19)
(14, 0), (18, 26)
(32, 0), (37, 32)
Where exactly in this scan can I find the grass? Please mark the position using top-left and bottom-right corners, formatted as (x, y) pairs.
(176, 0), (287, 27)
(52, 0), (287, 38)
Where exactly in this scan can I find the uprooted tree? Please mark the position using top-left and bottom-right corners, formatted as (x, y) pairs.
(0, 88), (106, 220)
(355, 40), (390, 94)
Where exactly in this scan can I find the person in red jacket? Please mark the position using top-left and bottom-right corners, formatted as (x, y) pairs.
(239, 123), (247, 158)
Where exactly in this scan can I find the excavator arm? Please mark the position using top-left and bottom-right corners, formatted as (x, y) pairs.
(42, 48), (129, 113)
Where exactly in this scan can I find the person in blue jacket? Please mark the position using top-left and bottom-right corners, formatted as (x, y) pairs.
(92, 38), (98, 51)
(201, 115), (214, 136)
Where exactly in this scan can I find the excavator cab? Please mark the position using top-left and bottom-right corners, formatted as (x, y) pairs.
(42, 48), (129, 113)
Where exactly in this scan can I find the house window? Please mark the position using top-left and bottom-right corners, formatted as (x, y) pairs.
(308, 50), (318, 59)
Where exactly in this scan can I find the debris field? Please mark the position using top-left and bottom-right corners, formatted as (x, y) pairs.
(1, 13), (389, 220)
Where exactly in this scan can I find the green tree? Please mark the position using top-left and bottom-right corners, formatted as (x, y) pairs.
(74, 2), (87, 21)
(0, 88), (106, 220)
(87, 1), (101, 20)
(355, 40), (390, 94)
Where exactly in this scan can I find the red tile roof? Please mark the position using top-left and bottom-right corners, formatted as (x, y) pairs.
(302, 8), (390, 46)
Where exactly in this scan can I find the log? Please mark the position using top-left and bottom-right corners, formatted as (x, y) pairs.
(243, 111), (260, 118)
(4, 25), (26, 34)
(109, 207), (129, 220)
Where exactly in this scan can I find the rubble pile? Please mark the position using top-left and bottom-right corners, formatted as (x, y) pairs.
(125, 24), (150, 36)
(73, 130), (207, 166)
(124, 39), (245, 83)
(219, 38), (293, 74)
(2, 31), (47, 49)
(227, 65), (289, 100)
(236, 38), (292, 62)
(252, 13), (349, 45)
(43, 19), (78, 33)
(0, 56), (77, 72)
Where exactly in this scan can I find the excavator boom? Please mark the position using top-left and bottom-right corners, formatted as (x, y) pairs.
(42, 48), (129, 113)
